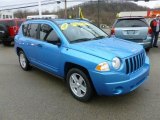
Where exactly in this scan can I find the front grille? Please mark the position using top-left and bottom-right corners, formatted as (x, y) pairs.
(125, 51), (145, 74)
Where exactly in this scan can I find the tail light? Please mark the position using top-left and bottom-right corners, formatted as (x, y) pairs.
(13, 26), (18, 34)
(111, 28), (115, 35)
(148, 27), (152, 35)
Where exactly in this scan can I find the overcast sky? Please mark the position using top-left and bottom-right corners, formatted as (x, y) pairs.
(0, 0), (160, 12)
(0, 0), (83, 12)
(134, 1), (160, 8)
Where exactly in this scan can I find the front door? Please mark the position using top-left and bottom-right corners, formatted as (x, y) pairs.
(34, 23), (62, 75)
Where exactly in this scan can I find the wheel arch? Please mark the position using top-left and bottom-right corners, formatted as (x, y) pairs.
(16, 47), (23, 55)
(64, 62), (96, 93)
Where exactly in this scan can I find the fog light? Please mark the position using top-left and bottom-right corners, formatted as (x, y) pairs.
(114, 86), (123, 95)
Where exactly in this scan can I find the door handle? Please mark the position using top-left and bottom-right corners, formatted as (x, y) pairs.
(27, 43), (43, 47)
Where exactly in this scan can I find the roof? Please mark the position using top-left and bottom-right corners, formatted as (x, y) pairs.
(117, 16), (145, 20)
(26, 18), (89, 25)
(0, 18), (25, 21)
(54, 19), (88, 24)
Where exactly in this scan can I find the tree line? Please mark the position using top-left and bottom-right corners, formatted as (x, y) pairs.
(14, 1), (148, 26)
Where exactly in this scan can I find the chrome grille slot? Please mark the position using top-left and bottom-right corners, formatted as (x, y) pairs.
(125, 51), (145, 74)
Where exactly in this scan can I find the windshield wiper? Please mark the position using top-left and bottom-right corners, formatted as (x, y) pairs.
(71, 36), (107, 43)
(71, 38), (93, 43)
(93, 36), (107, 40)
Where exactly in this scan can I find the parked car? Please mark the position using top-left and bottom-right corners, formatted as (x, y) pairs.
(111, 17), (152, 51)
(0, 19), (25, 46)
(14, 19), (150, 102)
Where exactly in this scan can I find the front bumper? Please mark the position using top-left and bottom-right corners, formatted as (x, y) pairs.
(89, 56), (150, 96)
(135, 36), (152, 49)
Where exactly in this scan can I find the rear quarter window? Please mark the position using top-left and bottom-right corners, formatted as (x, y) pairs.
(114, 19), (148, 28)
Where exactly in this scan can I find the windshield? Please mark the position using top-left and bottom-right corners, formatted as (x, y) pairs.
(59, 21), (108, 43)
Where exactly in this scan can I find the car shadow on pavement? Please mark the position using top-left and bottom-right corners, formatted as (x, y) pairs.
(30, 67), (68, 91)
(30, 66), (147, 105)
(30, 66), (140, 104)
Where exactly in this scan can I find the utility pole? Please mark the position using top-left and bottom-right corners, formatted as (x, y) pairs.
(38, 0), (42, 18)
(57, 1), (61, 17)
(98, 0), (100, 27)
(65, 0), (67, 19)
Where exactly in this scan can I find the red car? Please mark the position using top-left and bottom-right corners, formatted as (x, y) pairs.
(0, 19), (25, 46)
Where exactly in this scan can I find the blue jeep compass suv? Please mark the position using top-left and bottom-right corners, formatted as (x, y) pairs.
(14, 19), (150, 102)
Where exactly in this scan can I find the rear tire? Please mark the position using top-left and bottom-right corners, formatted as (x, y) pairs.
(66, 68), (94, 102)
(18, 50), (31, 71)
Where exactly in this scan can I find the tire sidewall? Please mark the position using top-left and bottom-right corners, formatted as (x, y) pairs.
(66, 68), (93, 102)
(18, 51), (29, 71)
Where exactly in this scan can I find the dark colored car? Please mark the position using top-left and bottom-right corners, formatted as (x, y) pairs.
(0, 19), (25, 46)
(111, 17), (152, 51)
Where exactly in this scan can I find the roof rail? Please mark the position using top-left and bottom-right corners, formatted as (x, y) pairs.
(26, 18), (54, 21)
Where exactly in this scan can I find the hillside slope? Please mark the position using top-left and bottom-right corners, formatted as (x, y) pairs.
(59, 1), (148, 26)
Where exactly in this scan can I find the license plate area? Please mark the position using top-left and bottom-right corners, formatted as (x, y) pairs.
(127, 30), (135, 35)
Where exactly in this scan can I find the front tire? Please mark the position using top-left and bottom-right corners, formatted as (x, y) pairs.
(66, 68), (94, 102)
(18, 50), (31, 71)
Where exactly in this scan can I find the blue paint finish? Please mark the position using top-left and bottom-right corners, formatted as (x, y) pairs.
(14, 19), (150, 96)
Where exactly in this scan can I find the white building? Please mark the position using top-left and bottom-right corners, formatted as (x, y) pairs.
(0, 11), (14, 19)
(27, 15), (58, 19)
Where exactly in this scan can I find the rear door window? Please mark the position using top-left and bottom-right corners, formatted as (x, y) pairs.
(26, 24), (39, 39)
(22, 24), (28, 36)
(115, 19), (148, 28)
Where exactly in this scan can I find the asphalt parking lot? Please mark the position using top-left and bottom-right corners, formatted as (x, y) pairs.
(0, 44), (160, 120)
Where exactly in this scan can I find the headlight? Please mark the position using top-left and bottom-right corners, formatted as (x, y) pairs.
(96, 62), (110, 71)
(112, 57), (121, 69)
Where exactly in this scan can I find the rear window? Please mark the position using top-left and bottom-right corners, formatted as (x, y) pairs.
(0, 20), (15, 27)
(114, 19), (148, 28)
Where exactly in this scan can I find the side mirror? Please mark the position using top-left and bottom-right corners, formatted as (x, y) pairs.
(54, 38), (61, 47)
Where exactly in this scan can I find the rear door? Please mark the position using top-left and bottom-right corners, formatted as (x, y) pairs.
(23, 23), (40, 63)
(114, 18), (148, 42)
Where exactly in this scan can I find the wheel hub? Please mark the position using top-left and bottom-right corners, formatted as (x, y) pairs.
(69, 73), (87, 97)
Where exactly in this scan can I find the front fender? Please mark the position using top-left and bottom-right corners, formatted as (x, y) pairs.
(59, 47), (108, 77)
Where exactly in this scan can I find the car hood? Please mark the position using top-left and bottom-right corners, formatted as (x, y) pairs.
(68, 37), (143, 61)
